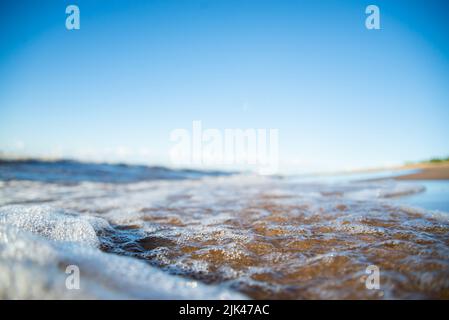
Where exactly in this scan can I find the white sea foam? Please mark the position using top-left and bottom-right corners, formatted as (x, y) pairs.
(0, 205), (247, 300)
(0, 205), (106, 247)
(343, 180), (425, 200)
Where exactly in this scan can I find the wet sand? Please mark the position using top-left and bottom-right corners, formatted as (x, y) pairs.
(395, 163), (449, 180)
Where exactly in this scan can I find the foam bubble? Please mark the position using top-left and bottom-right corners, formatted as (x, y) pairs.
(0, 205), (106, 247)
(0, 210), (247, 300)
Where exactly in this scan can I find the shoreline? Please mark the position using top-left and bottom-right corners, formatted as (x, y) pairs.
(305, 162), (449, 182)
(395, 163), (449, 180)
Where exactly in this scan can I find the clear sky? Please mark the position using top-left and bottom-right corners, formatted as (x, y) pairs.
(1, 0), (448, 173)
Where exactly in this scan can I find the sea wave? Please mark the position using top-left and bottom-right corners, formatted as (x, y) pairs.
(0, 159), (232, 184)
(0, 161), (448, 299)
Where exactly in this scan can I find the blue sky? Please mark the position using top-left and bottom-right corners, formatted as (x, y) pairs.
(1, 0), (448, 173)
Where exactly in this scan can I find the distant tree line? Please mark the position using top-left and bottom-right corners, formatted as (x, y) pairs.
(426, 157), (449, 163)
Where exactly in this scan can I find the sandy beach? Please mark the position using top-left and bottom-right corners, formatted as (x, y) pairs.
(395, 163), (449, 180)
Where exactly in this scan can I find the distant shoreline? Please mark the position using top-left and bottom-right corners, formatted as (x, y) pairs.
(314, 161), (449, 182)
(395, 162), (449, 180)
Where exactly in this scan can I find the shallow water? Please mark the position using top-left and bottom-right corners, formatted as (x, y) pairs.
(0, 161), (448, 299)
(395, 180), (449, 213)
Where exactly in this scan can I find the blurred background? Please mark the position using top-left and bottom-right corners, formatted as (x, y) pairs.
(1, 0), (448, 174)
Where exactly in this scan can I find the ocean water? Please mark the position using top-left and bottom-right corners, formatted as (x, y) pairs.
(0, 160), (448, 299)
